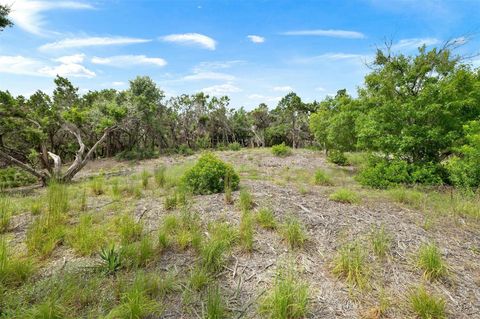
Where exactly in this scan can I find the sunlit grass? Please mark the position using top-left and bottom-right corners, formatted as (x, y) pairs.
(333, 241), (368, 288)
(417, 242), (447, 280)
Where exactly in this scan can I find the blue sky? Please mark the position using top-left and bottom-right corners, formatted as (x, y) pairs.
(0, 0), (479, 109)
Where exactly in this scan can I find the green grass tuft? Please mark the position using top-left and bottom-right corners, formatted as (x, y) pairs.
(409, 286), (446, 319)
(256, 207), (277, 230)
(329, 188), (360, 204)
(280, 216), (307, 249)
(370, 225), (391, 258)
(0, 196), (12, 233)
(417, 242), (447, 280)
(314, 169), (332, 186)
(333, 241), (368, 288)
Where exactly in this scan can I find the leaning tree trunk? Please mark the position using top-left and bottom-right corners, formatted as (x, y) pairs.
(0, 124), (116, 185)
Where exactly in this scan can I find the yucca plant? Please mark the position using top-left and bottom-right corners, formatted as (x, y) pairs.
(99, 245), (122, 275)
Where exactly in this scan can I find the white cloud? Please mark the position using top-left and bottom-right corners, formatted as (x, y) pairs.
(0, 55), (43, 76)
(39, 62), (95, 78)
(39, 36), (151, 51)
(112, 81), (126, 86)
(3, 0), (93, 36)
(391, 38), (440, 51)
(54, 53), (86, 64)
(282, 29), (365, 39)
(202, 83), (241, 95)
(248, 94), (281, 103)
(183, 72), (235, 81)
(272, 86), (293, 92)
(247, 35), (265, 43)
(315, 86), (326, 92)
(161, 33), (216, 50)
(91, 55), (167, 67)
(295, 53), (371, 64)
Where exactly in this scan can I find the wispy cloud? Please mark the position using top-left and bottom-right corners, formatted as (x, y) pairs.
(161, 33), (216, 50)
(92, 55), (167, 67)
(183, 72), (235, 81)
(391, 37), (440, 51)
(248, 94), (281, 103)
(39, 36), (151, 51)
(247, 35), (265, 43)
(272, 86), (293, 92)
(282, 29), (365, 39)
(202, 83), (241, 95)
(193, 60), (244, 73)
(39, 53), (95, 77)
(3, 0), (94, 36)
(0, 55), (43, 76)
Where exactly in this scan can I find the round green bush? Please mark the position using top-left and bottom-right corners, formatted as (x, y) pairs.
(271, 143), (292, 157)
(327, 150), (348, 166)
(182, 153), (240, 194)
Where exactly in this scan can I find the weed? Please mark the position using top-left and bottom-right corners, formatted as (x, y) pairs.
(333, 241), (368, 288)
(388, 187), (425, 209)
(121, 236), (155, 269)
(30, 200), (42, 215)
(417, 242), (447, 280)
(201, 238), (229, 273)
(370, 225), (391, 258)
(111, 179), (121, 201)
(79, 187), (88, 211)
(280, 216), (307, 249)
(0, 237), (34, 286)
(106, 285), (161, 318)
(224, 170), (234, 204)
(259, 264), (308, 319)
(26, 298), (68, 319)
(314, 169), (332, 186)
(256, 207), (277, 230)
(329, 188), (360, 204)
(271, 143), (292, 157)
(409, 286), (446, 319)
(327, 150), (349, 166)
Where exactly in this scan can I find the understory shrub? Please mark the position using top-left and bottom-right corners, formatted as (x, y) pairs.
(327, 150), (348, 166)
(271, 143), (292, 157)
(228, 142), (242, 151)
(177, 144), (194, 156)
(182, 153), (239, 194)
(357, 157), (444, 189)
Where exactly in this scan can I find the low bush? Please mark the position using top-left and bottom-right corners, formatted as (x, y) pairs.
(271, 143), (292, 157)
(313, 169), (332, 186)
(183, 153), (239, 194)
(116, 148), (158, 161)
(327, 150), (349, 166)
(177, 144), (194, 156)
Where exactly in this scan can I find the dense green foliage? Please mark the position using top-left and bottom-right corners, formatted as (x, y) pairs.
(183, 153), (239, 194)
(0, 167), (37, 189)
(271, 143), (292, 157)
(0, 5), (13, 31)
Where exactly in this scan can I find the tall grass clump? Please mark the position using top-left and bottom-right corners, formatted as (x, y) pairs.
(271, 143), (292, 157)
(256, 207), (277, 230)
(224, 170), (234, 204)
(204, 284), (226, 319)
(106, 284), (161, 318)
(188, 266), (211, 291)
(370, 225), (391, 258)
(90, 175), (105, 195)
(0, 237), (34, 286)
(387, 187), (425, 209)
(0, 196), (12, 233)
(116, 214), (143, 245)
(280, 216), (306, 249)
(239, 188), (253, 212)
(239, 211), (254, 252)
(26, 183), (68, 257)
(154, 165), (166, 187)
(409, 286), (446, 319)
(333, 241), (368, 288)
(417, 242), (447, 280)
(329, 188), (360, 204)
(313, 169), (332, 186)
(121, 236), (155, 269)
(141, 169), (150, 189)
(67, 214), (107, 256)
(259, 264), (309, 319)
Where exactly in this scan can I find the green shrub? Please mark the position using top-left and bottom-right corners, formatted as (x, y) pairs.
(183, 153), (239, 194)
(0, 167), (37, 189)
(327, 150), (349, 166)
(177, 144), (194, 156)
(313, 169), (332, 186)
(329, 188), (360, 204)
(116, 148), (158, 161)
(409, 286), (446, 319)
(271, 143), (292, 157)
(357, 157), (444, 189)
(228, 142), (242, 151)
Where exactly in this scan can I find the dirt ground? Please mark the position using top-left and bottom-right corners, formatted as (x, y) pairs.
(7, 149), (480, 318)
